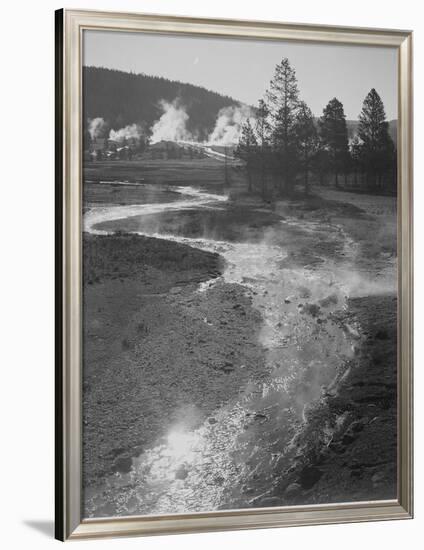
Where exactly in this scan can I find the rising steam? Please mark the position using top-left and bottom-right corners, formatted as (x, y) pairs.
(109, 123), (143, 143)
(150, 100), (193, 144)
(89, 100), (254, 149)
(88, 117), (107, 140)
(208, 105), (254, 145)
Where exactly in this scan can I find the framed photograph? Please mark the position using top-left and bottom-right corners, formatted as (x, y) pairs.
(55, 9), (413, 541)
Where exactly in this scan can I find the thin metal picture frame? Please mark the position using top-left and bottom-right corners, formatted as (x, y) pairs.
(55, 8), (413, 541)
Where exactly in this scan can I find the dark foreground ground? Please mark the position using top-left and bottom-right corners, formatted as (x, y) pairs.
(240, 294), (397, 508)
(82, 159), (397, 513)
(83, 234), (266, 488)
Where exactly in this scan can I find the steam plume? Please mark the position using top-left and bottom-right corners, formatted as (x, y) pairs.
(150, 100), (192, 144)
(109, 123), (143, 143)
(88, 117), (106, 140)
(208, 105), (254, 145)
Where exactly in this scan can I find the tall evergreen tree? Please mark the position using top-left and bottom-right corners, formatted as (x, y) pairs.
(350, 135), (363, 186)
(254, 99), (271, 199)
(358, 88), (395, 188)
(236, 118), (258, 192)
(319, 98), (349, 187)
(295, 101), (318, 194)
(266, 58), (300, 194)
(312, 146), (331, 186)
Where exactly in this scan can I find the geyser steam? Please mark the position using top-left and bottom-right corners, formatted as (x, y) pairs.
(208, 105), (254, 145)
(109, 123), (143, 143)
(150, 100), (193, 144)
(88, 117), (107, 140)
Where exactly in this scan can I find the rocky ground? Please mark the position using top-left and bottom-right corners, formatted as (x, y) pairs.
(220, 190), (398, 508)
(236, 294), (397, 509)
(82, 180), (398, 516)
(83, 233), (266, 489)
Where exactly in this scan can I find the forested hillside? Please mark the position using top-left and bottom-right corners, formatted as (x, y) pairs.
(83, 66), (240, 141)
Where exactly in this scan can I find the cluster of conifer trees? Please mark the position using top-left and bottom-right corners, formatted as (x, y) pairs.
(236, 58), (396, 197)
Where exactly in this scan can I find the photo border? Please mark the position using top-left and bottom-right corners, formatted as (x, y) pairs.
(55, 9), (413, 541)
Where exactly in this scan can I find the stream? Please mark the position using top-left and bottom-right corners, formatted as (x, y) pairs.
(83, 184), (364, 517)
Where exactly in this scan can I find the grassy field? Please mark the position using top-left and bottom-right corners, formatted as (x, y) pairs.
(84, 158), (240, 189)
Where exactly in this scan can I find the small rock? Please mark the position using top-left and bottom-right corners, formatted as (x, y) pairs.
(175, 465), (189, 480)
(371, 471), (385, 484)
(222, 361), (234, 373)
(345, 323), (361, 339)
(214, 476), (225, 485)
(319, 293), (338, 307)
(302, 303), (321, 317)
(297, 286), (311, 299)
(114, 456), (132, 474)
(285, 482), (302, 497)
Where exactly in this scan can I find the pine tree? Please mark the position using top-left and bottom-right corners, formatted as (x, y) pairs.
(254, 99), (271, 199)
(236, 118), (258, 192)
(312, 146), (331, 186)
(350, 135), (363, 186)
(266, 58), (300, 195)
(319, 98), (349, 187)
(295, 101), (318, 194)
(358, 88), (395, 189)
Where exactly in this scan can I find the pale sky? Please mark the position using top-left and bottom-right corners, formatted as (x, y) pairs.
(83, 30), (398, 121)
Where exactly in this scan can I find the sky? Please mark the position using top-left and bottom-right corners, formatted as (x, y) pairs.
(83, 30), (398, 121)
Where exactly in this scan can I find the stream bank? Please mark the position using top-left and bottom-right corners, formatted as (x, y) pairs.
(82, 184), (397, 517)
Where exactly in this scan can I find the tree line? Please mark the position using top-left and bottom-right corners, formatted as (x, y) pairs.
(236, 58), (396, 197)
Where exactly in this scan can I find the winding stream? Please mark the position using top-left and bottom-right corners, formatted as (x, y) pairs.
(83, 185), (364, 517)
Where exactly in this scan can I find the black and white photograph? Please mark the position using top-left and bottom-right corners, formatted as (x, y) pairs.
(81, 29), (399, 519)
